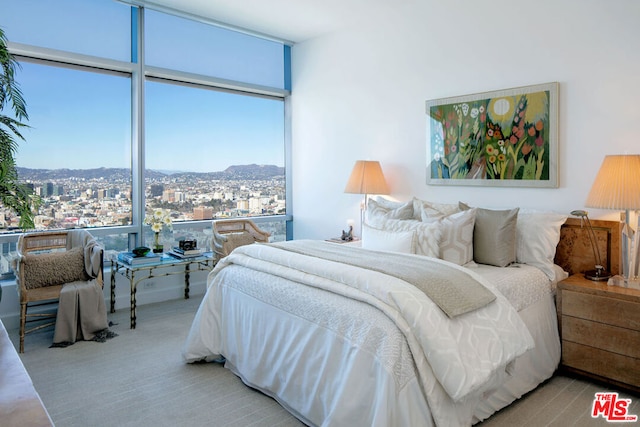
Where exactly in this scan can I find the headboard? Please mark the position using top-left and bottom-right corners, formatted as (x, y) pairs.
(554, 217), (622, 276)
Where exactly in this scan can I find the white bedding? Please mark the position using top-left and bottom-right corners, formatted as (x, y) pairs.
(183, 241), (560, 427)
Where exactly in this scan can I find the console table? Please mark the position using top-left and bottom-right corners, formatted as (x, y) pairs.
(110, 252), (215, 329)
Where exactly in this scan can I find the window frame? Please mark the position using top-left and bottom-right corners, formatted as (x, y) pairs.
(0, 4), (292, 256)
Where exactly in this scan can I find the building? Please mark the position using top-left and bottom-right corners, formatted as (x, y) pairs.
(193, 206), (213, 220)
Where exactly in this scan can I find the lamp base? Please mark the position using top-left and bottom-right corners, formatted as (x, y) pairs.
(607, 275), (640, 290)
(584, 269), (612, 281)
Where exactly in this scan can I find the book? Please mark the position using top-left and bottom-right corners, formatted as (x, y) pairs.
(117, 251), (160, 265)
(171, 247), (204, 256)
(168, 249), (204, 259)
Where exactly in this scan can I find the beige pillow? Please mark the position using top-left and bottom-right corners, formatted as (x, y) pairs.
(22, 247), (90, 289)
(366, 198), (414, 221)
(438, 208), (476, 265)
(460, 202), (519, 267)
(414, 198), (461, 221)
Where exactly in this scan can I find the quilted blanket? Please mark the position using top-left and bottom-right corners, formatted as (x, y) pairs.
(272, 240), (496, 317)
(190, 240), (535, 426)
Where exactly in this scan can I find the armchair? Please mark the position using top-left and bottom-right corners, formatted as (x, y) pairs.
(212, 219), (271, 262)
(15, 229), (104, 353)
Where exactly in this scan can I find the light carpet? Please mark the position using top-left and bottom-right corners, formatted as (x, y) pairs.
(8, 296), (638, 427)
(10, 295), (303, 427)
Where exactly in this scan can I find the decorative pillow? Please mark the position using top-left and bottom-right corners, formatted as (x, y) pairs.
(460, 202), (519, 267)
(366, 217), (441, 258)
(362, 224), (415, 254)
(418, 204), (445, 223)
(413, 197), (461, 221)
(366, 198), (414, 221)
(516, 210), (568, 281)
(438, 208), (476, 265)
(21, 247), (90, 290)
(373, 196), (407, 210)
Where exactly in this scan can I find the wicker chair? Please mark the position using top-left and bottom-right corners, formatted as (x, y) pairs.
(14, 230), (103, 353)
(212, 219), (271, 262)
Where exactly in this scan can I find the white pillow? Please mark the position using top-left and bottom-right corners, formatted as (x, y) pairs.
(366, 217), (441, 258)
(438, 208), (476, 265)
(362, 224), (415, 254)
(366, 198), (414, 221)
(516, 210), (568, 280)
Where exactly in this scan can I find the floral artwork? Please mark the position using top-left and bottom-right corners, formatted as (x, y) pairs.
(426, 82), (558, 187)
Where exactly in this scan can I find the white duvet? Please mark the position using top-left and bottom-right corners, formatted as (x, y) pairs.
(184, 241), (535, 426)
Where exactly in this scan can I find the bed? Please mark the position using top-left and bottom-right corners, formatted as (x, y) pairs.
(182, 198), (621, 427)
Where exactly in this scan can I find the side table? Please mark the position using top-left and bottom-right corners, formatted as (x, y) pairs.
(111, 252), (215, 329)
(556, 273), (640, 393)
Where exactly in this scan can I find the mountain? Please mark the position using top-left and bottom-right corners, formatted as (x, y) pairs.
(218, 164), (285, 179)
(16, 164), (285, 181)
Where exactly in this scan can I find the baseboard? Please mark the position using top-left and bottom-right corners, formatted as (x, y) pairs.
(0, 272), (208, 331)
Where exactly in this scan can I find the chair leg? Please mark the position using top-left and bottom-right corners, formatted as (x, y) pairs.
(19, 302), (27, 353)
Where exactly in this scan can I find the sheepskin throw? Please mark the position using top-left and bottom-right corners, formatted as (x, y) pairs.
(22, 247), (90, 290)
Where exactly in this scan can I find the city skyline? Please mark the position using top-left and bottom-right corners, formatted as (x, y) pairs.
(5, 164), (286, 230)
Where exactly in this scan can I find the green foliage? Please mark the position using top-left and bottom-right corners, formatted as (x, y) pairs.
(0, 27), (40, 229)
(428, 92), (550, 182)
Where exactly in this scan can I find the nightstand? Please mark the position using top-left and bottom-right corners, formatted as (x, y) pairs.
(556, 274), (640, 393)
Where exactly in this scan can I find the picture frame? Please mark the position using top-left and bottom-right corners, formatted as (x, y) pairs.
(426, 82), (559, 188)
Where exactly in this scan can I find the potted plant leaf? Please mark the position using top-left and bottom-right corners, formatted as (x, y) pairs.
(0, 27), (40, 231)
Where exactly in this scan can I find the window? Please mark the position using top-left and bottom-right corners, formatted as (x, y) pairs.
(145, 79), (285, 223)
(0, 0), (131, 61)
(13, 61), (132, 230)
(145, 9), (286, 89)
(0, 1), (290, 274)
(144, 79), (286, 249)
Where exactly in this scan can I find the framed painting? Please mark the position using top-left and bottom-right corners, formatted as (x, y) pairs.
(426, 82), (558, 187)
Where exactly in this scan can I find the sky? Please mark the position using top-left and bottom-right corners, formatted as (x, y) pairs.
(1, 0), (286, 173)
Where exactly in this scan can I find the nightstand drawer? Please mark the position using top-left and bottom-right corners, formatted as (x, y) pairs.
(562, 341), (640, 387)
(562, 316), (640, 358)
(562, 290), (640, 329)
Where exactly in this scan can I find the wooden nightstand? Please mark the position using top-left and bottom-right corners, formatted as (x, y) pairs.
(556, 274), (640, 393)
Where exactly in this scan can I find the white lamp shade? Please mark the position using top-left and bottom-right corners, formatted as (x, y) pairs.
(585, 154), (640, 210)
(344, 160), (389, 195)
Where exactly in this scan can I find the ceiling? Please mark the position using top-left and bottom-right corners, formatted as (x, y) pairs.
(142, 0), (400, 44)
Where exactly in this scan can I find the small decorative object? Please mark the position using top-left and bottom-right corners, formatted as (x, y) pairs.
(132, 246), (151, 257)
(341, 219), (355, 241)
(341, 225), (354, 242)
(179, 239), (197, 251)
(144, 208), (173, 253)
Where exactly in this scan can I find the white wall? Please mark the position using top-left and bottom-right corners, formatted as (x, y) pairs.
(290, 0), (640, 239)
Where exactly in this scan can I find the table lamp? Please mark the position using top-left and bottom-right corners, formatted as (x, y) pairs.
(569, 210), (611, 281)
(585, 154), (640, 287)
(344, 160), (389, 236)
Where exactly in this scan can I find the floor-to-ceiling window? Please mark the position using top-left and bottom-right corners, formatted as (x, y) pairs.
(0, 0), (291, 277)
